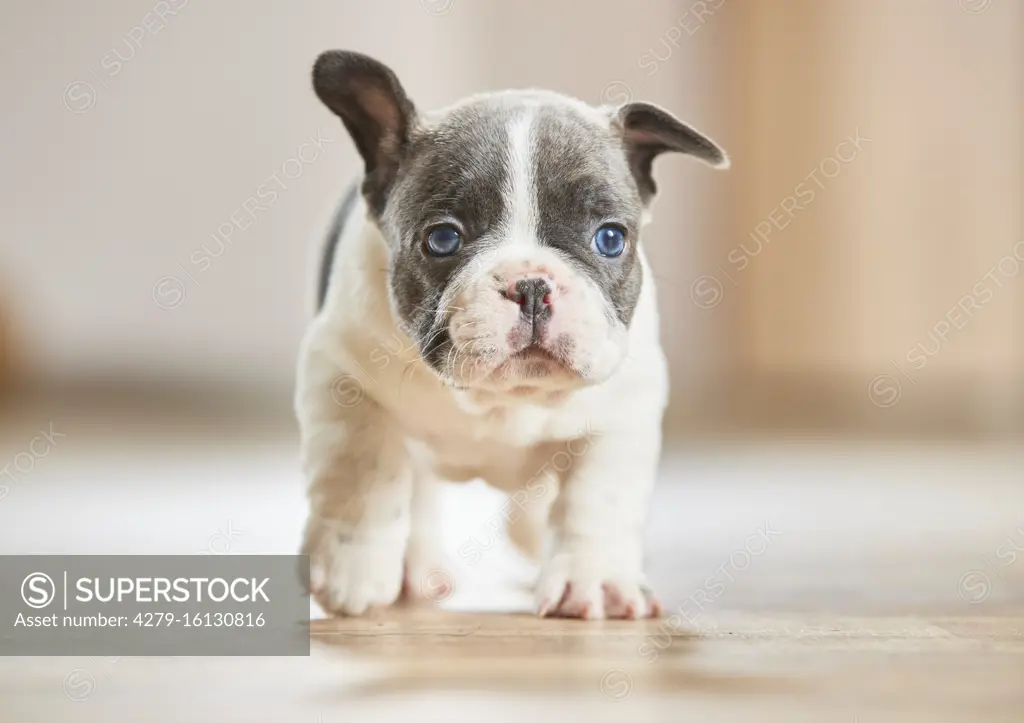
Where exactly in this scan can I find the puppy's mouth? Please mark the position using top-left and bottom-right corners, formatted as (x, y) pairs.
(497, 340), (577, 380)
(510, 345), (561, 363)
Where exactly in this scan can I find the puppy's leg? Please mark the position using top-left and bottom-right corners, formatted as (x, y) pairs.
(536, 422), (662, 620)
(401, 474), (449, 602)
(299, 374), (412, 616)
(507, 478), (556, 562)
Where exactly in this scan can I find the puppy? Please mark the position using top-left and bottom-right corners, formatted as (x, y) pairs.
(297, 50), (728, 619)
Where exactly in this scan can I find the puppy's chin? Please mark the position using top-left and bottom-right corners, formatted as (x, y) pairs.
(482, 346), (586, 391)
(434, 334), (628, 399)
(441, 356), (585, 401)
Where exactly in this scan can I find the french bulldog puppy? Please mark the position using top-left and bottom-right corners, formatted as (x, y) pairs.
(297, 50), (728, 619)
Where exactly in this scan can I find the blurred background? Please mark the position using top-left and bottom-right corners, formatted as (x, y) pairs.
(1, 2), (1022, 719)
(1, 0), (1022, 439)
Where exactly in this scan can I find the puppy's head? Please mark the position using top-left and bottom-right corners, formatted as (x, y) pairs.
(314, 51), (728, 395)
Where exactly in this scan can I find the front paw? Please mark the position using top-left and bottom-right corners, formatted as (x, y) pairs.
(303, 519), (407, 616)
(536, 546), (661, 620)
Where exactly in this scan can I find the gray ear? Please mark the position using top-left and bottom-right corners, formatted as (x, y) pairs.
(614, 101), (729, 202)
(312, 50), (417, 214)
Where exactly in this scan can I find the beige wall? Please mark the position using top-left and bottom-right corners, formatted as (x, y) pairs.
(716, 0), (1023, 432)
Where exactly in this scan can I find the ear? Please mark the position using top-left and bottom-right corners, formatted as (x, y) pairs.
(312, 50), (417, 214)
(614, 101), (729, 203)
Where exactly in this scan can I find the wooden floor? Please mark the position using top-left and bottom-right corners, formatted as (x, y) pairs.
(308, 607), (1024, 722)
(0, 430), (1021, 722)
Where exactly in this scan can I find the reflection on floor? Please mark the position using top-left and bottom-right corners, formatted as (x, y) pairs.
(0, 412), (1021, 721)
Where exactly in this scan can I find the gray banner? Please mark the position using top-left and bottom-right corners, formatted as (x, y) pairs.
(0, 555), (309, 656)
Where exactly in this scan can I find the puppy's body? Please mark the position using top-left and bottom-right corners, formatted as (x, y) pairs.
(297, 56), (727, 619)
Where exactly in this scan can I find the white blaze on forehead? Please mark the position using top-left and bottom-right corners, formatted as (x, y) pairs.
(502, 108), (538, 248)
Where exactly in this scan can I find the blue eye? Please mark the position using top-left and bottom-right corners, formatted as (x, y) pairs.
(593, 224), (626, 258)
(425, 224), (462, 257)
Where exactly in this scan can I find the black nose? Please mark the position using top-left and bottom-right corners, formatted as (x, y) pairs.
(512, 278), (552, 325)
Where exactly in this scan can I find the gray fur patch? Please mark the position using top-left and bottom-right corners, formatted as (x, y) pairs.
(531, 105), (644, 325)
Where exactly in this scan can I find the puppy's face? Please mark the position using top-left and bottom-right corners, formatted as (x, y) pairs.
(314, 52), (728, 394)
(384, 95), (646, 392)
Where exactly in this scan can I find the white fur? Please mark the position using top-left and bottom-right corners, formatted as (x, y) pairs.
(502, 109), (539, 249)
(296, 104), (670, 619)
